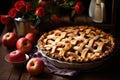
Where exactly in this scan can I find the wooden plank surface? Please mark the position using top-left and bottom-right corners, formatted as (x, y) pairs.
(0, 26), (120, 80)
(0, 45), (12, 80)
(0, 27), (23, 80)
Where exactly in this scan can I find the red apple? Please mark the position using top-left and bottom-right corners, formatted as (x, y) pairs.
(25, 32), (37, 44)
(26, 57), (44, 76)
(16, 37), (32, 53)
(2, 32), (18, 48)
(8, 50), (26, 62)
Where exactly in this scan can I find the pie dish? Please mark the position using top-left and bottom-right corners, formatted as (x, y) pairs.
(37, 26), (115, 69)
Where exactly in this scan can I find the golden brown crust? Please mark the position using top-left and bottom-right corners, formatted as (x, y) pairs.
(38, 26), (115, 63)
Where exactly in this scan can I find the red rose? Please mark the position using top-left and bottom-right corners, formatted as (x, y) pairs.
(8, 8), (18, 18)
(0, 15), (11, 25)
(25, 3), (32, 11)
(74, 1), (85, 15)
(14, 1), (25, 12)
(51, 14), (61, 24)
(38, 1), (50, 7)
(35, 7), (45, 17)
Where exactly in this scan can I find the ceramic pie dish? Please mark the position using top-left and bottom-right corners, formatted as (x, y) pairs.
(37, 45), (116, 70)
(37, 25), (115, 70)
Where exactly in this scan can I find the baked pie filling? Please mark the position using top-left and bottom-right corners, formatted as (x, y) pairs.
(38, 26), (115, 63)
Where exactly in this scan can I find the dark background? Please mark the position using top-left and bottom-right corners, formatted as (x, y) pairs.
(0, 0), (12, 35)
(116, 0), (120, 36)
(0, 0), (120, 37)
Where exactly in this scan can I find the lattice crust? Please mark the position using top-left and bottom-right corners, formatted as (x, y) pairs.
(38, 26), (115, 63)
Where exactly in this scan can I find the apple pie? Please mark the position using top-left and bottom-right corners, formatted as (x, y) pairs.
(38, 26), (115, 63)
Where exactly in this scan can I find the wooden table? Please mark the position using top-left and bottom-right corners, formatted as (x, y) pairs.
(0, 27), (120, 80)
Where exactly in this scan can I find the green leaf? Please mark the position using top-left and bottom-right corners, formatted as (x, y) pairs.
(71, 10), (76, 17)
(69, 1), (76, 6)
(35, 18), (41, 26)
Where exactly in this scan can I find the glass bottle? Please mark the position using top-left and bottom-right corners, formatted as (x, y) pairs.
(93, 0), (105, 23)
(89, 0), (96, 18)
